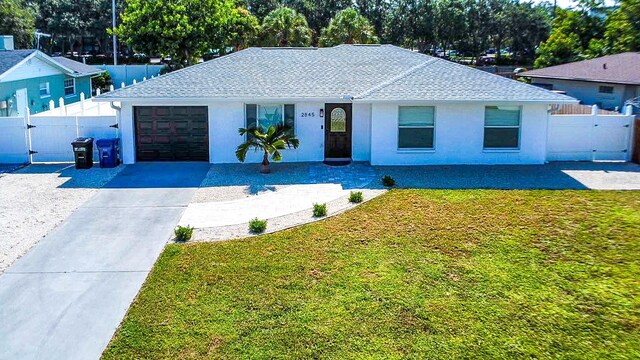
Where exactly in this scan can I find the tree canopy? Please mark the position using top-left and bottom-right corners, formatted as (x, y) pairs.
(0, 0), (35, 49)
(115, 0), (258, 66)
(260, 7), (312, 47)
(319, 8), (379, 46)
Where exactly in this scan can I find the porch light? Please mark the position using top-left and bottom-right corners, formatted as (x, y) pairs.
(319, 109), (324, 117)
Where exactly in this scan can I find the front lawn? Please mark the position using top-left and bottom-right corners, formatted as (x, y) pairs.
(103, 190), (640, 359)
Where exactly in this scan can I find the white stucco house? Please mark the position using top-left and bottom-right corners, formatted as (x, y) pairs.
(94, 44), (576, 165)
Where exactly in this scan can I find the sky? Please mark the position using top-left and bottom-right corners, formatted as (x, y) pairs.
(525, 0), (618, 8)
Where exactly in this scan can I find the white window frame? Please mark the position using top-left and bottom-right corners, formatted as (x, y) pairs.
(64, 78), (76, 97)
(483, 106), (522, 150)
(39, 82), (50, 98)
(598, 85), (614, 94)
(397, 106), (436, 151)
(245, 103), (296, 137)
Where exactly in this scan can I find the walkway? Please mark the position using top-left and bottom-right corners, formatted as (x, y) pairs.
(0, 162), (209, 360)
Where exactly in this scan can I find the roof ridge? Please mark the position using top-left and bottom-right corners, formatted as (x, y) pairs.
(355, 58), (438, 99)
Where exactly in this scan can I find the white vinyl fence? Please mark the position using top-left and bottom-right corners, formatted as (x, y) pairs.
(0, 111), (118, 164)
(547, 106), (635, 161)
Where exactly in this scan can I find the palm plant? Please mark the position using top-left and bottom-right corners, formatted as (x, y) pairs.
(236, 124), (299, 173)
(261, 7), (313, 47)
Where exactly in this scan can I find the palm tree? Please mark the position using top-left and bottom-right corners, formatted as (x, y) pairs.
(236, 124), (300, 173)
(319, 8), (379, 47)
(261, 7), (313, 47)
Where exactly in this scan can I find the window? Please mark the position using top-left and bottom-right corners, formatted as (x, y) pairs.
(484, 106), (521, 149)
(39, 82), (50, 97)
(398, 106), (435, 149)
(64, 78), (75, 96)
(245, 104), (294, 135)
(330, 108), (346, 132)
(598, 85), (614, 94)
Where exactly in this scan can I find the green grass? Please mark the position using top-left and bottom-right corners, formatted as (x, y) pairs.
(103, 190), (640, 359)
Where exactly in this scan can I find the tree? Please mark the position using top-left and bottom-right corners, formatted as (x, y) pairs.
(236, 124), (299, 173)
(534, 8), (604, 68)
(598, 0), (640, 53)
(260, 7), (312, 47)
(0, 0), (35, 49)
(319, 8), (379, 46)
(115, 0), (258, 67)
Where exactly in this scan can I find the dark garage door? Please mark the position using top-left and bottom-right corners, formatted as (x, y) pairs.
(135, 106), (209, 161)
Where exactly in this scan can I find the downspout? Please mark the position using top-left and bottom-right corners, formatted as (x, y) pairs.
(110, 101), (121, 139)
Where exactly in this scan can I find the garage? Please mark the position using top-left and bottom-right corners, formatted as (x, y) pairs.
(134, 106), (209, 161)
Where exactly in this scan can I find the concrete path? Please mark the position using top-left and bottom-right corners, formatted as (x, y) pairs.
(0, 162), (209, 360)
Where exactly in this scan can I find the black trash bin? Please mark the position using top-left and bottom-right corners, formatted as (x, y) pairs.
(71, 137), (94, 169)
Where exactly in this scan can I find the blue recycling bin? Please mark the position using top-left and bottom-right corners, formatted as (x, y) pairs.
(96, 138), (120, 168)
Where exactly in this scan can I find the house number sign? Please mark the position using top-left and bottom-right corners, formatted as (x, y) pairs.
(301, 112), (316, 118)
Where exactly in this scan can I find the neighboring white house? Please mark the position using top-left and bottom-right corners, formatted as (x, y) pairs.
(94, 44), (576, 166)
(519, 52), (640, 112)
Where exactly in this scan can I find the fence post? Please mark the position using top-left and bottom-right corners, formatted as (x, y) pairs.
(625, 105), (633, 116)
(59, 97), (66, 115)
(143, 76), (147, 81)
(109, 84), (114, 92)
(133, 79), (137, 85)
(49, 99), (55, 111)
(96, 88), (101, 96)
(591, 105), (598, 161)
(80, 93), (85, 115)
(591, 104), (598, 115)
(25, 107), (33, 164)
(121, 82), (125, 88)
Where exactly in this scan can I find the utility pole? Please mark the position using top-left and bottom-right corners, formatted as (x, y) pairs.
(112, 0), (117, 65)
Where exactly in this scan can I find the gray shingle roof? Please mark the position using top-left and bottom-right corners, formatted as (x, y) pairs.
(96, 45), (575, 103)
(520, 52), (640, 85)
(52, 56), (104, 76)
(0, 49), (36, 76)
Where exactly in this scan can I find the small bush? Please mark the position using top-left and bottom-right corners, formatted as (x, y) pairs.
(382, 175), (396, 187)
(249, 218), (267, 233)
(349, 191), (363, 203)
(174, 225), (194, 242)
(313, 203), (327, 217)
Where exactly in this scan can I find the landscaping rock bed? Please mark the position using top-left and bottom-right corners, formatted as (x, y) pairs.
(0, 164), (123, 273)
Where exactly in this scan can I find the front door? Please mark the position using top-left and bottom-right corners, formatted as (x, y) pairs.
(324, 103), (352, 160)
(15, 88), (28, 117)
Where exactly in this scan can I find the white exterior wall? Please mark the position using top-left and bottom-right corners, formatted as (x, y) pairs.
(532, 78), (634, 111)
(119, 101), (332, 164)
(352, 103), (372, 161)
(118, 100), (549, 165)
(369, 102), (549, 165)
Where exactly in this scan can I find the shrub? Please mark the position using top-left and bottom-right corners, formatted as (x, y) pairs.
(249, 218), (267, 233)
(174, 225), (194, 242)
(382, 175), (396, 187)
(313, 203), (327, 217)
(349, 191), (363, 203)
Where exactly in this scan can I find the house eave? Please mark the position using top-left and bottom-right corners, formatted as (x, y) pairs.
(518, 73), (640, 86)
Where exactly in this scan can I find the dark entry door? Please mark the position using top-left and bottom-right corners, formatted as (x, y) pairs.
(324, 103), (352, 160)
(134, 106), (209, 161)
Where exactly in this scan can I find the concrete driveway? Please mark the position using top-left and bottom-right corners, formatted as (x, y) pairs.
(0, 162), (209, 360)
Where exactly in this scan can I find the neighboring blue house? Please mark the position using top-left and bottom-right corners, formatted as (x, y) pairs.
(0, 36), (104, 117)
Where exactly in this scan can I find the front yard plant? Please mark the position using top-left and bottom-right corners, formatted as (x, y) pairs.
(104, 190), (640, 359)
(349, 191), (363, 203)
(173, 225), (193, 242)
(382, 175), (396, 187)
(248, 218), (267, 233)
(235, 124), (299, 174)
(312, 203), (327, 217)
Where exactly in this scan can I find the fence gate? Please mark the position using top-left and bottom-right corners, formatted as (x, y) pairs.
(547, 114), (634, 161)
(27, 115), (118, 162)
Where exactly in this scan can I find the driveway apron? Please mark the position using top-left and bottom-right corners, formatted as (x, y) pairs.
(0, 162), (209, 360)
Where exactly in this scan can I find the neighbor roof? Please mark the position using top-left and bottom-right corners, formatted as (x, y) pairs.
(0, 49), (36, 75)
(51, 56), (104, 76)
(520, 52), (640, 85)
(96, 45), (574, 103)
